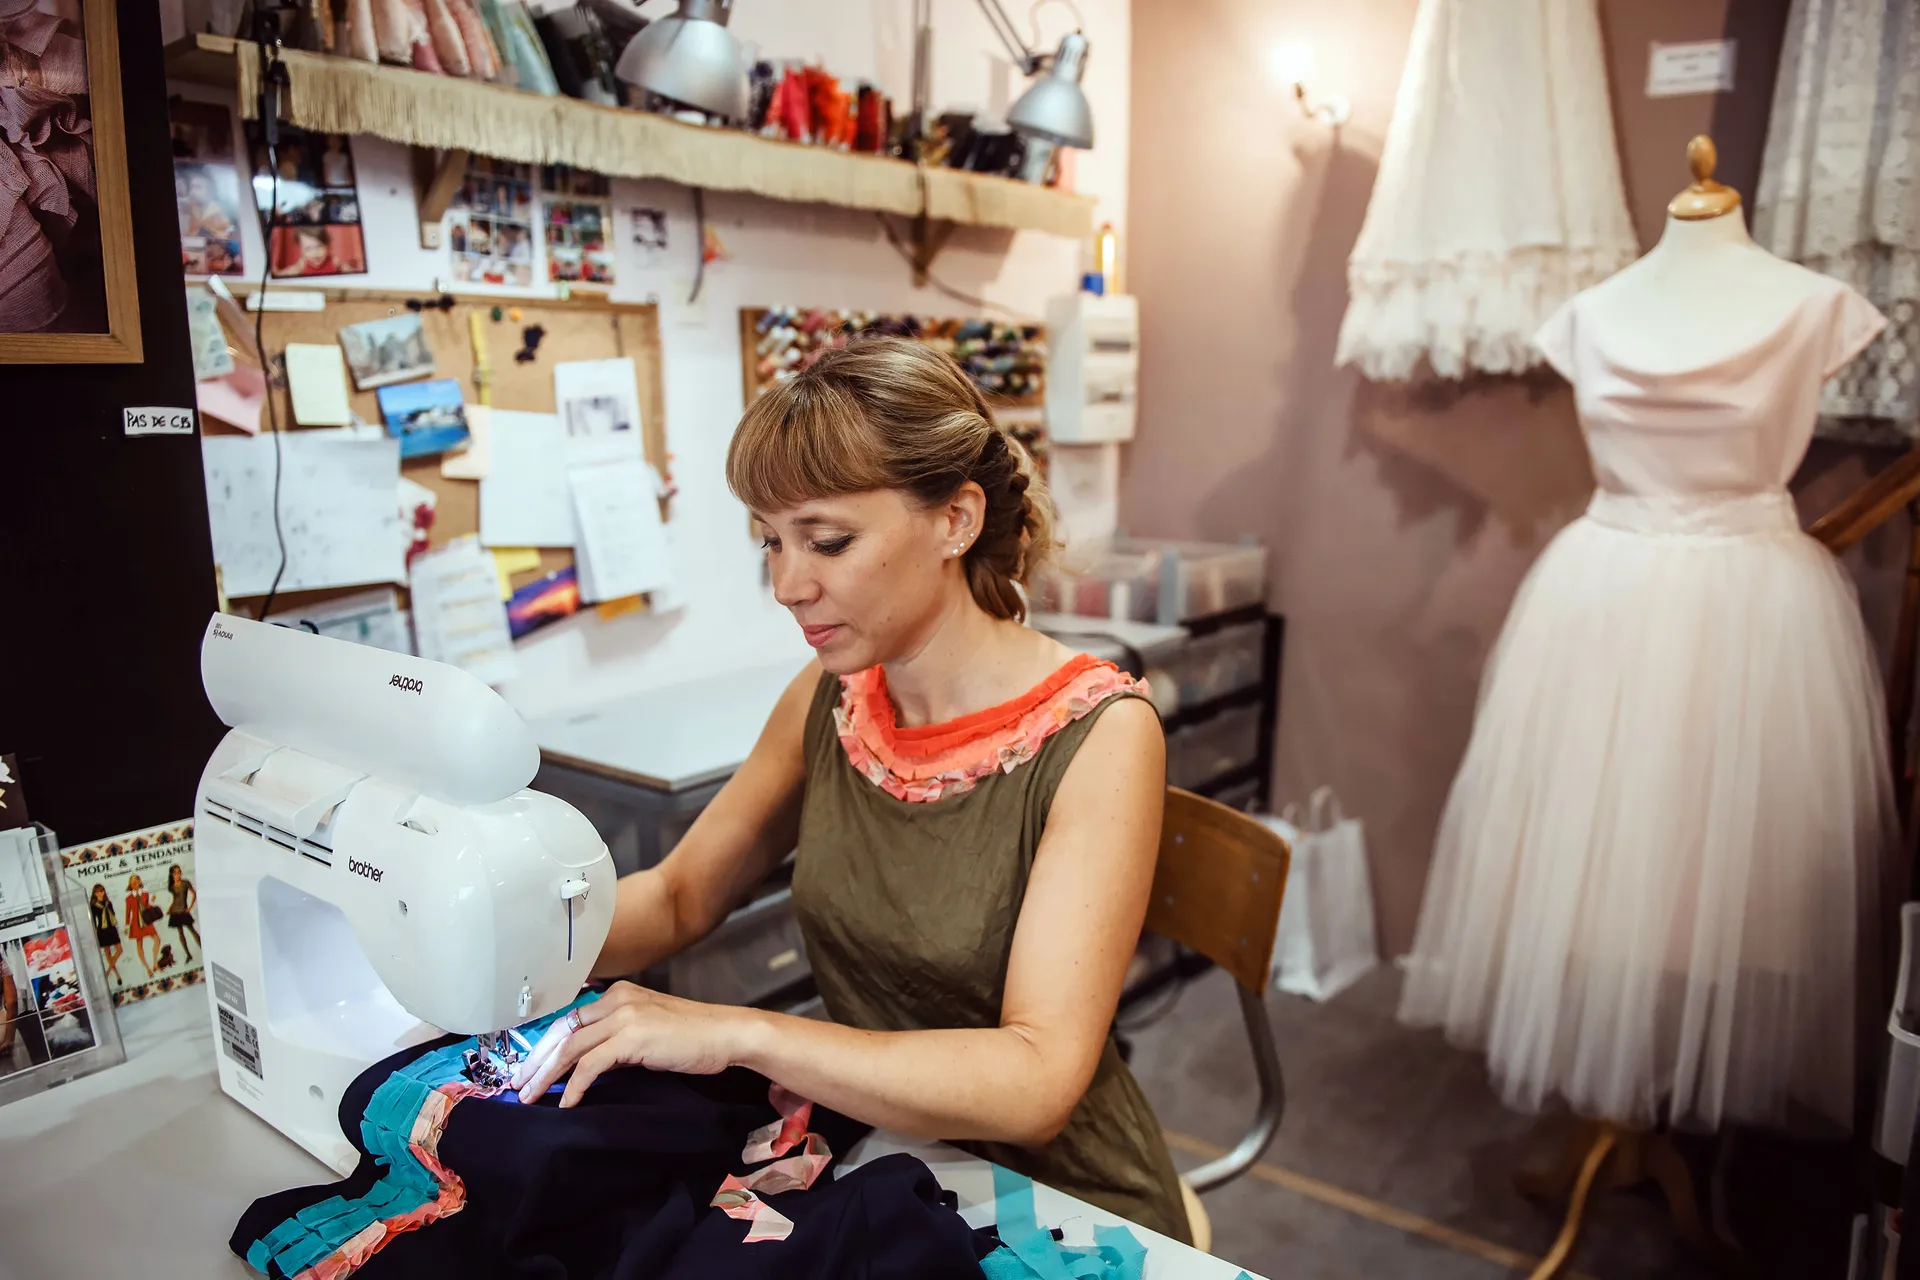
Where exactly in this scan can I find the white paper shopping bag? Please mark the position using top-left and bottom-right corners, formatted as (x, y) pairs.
(1263, 787), (1379, 1002)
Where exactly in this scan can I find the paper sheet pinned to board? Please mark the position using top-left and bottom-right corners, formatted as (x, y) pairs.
(554, 358), (645, 468)
(441, 402), (493, 480)
(480, 411), (576, 547)
(409, 536), (519, 686)
(201, 433), (404, 597)
(267, 587), (414, 654)
(285, 343), (354, 426)
(197, 366), (268, 434)
(570, 461), (674, 604)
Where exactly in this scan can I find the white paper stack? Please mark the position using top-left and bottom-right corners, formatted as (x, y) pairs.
(409, 536), (520, 685)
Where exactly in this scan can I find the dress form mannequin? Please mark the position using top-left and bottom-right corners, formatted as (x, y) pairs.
(1397, 136), (1895, 1280)
(1579, 137), (1830, 372)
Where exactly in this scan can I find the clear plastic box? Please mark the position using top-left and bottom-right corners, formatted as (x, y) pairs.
(1166, 703), (1264, 791)
(1039, 538), (1267, 624)
(1160, 620), (1265, 707)
(1030, 546), (1162, 623)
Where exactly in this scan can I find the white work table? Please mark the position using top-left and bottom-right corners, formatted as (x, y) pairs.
(0, 990), (1259, 1280)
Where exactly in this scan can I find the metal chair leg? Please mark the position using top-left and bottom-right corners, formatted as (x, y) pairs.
(1185, 983), (1285, 1192)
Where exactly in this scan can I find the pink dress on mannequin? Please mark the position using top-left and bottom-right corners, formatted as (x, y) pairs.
(1399, 274), (1897, 1131)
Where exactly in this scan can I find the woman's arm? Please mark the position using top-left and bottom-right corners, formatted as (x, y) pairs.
(590, 662), (819, 978)
(516, 697), (1166, 1147)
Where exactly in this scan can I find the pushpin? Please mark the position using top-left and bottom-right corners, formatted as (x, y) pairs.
(491, 305), (503, 322)
(509, 307), (523, 322)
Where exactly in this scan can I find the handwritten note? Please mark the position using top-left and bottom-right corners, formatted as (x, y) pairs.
(201, 433), (404, 597)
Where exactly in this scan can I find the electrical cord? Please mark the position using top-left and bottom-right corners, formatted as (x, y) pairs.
(873, 213), (1039, 323)
(255, 36), (289, 622)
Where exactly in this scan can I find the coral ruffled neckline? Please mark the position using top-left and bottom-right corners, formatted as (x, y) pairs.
(834, 654), (1146, 803)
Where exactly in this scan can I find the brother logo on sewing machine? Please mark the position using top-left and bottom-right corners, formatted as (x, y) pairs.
(212, 624), (235, 640)
(389, 674), (424, 694)
(348, 858), (385, 882)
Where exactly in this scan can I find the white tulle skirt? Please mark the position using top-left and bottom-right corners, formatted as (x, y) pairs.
(1399, 489), (1896, 1131)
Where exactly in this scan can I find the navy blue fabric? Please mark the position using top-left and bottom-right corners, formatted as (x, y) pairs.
(232, 1038), (988, 1279)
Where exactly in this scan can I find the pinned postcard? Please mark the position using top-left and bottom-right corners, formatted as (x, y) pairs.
(506, 566), (581, 640)
(554, 358), (644, 467)
(196, 365), (268, 434)
(339, 313), (435, 390)
(186, 287), (235, 380)
(285, 343), (354, 426)
(377, 378), (470, 459)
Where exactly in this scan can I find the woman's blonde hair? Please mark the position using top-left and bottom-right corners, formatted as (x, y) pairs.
(727, 336), (1056, 621)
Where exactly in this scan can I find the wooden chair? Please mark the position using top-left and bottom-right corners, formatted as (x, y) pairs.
(1142, 786), (1292, 1251)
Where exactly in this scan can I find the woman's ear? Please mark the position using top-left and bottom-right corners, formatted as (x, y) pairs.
(944, 482), (987, 551)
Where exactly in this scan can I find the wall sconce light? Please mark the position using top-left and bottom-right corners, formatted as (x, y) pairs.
(1271, 41), (1349, 126)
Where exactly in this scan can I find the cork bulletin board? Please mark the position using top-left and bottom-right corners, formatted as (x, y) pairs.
(208, 288), (666, 615)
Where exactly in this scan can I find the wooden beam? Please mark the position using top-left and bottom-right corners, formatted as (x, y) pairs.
(415, 147), (470, 250)
(1809, 443), (1920, 553)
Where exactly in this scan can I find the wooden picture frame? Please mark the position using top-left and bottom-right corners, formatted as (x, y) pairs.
(0, 0), (143, 364)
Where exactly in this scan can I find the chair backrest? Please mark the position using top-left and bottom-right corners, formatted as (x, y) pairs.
(1143, 787), (1291, 993)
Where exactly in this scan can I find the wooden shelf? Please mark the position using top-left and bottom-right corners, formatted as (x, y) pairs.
(164, 34), (1095, 239)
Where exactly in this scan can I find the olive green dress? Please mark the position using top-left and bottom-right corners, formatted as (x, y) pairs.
(789, 669), (1191, 1242)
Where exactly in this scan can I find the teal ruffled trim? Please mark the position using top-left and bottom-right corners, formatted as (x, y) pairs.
(242, 992), (600, 1278)
(979, 1163), (1150, 1280)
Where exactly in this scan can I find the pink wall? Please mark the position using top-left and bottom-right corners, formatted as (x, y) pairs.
(1125, 0), (1910, 953)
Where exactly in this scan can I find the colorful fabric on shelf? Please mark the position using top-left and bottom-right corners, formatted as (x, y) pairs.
(833, 653), (1146, 803)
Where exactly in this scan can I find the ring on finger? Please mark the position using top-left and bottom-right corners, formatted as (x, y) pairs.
(565, 1009), (582, 1033)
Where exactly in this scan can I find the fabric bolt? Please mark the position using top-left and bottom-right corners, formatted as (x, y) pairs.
(1399, 276), (1899, 1131)
(1755, 0), (1920, 443)
(233, 1010), (989, 1280)
(1335, 0), (1637, 381)
(792, 663), (1192, 1243)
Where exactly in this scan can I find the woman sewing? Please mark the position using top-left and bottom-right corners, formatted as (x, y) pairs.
(511, 337), (1188, 1241)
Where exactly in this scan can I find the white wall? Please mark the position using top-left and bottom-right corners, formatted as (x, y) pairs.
(172, 0), (1130, 718)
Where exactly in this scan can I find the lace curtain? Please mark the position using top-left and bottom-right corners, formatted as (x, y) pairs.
(1754, 0), (1920, 445)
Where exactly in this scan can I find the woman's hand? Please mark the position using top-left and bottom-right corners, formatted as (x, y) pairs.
(509, 982), (757, 1108)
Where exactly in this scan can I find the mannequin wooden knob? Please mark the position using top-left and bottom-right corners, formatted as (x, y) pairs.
(1687, 135), (1717, 184)
(1669, 134), (1740, 221)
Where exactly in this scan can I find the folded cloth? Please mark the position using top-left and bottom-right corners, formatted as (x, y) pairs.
(232, 1012), (989, 1280)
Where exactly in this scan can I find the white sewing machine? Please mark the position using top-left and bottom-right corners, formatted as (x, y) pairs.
(194, 613), (616, 1174)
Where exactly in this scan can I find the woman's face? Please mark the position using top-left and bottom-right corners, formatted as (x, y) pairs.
(757, 486), (981, 675)
(128, 875), (141, 891)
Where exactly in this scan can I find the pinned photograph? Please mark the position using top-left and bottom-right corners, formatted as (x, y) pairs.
(554, 357), (643, 467)
(449, 157), (535, 288)
(378, 378), (471, 459)
(246, 122), (366, 278)
(630, 207), (668, 256)
(339, 313), (435, 390)
(171, 100), (244, 276)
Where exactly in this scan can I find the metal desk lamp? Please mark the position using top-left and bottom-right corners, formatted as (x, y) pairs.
(613, 0), (750, 122)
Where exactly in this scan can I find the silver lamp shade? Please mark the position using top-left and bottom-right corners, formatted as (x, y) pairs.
(1008, 31), (1093, 149)
(614, 0), (750, 122)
